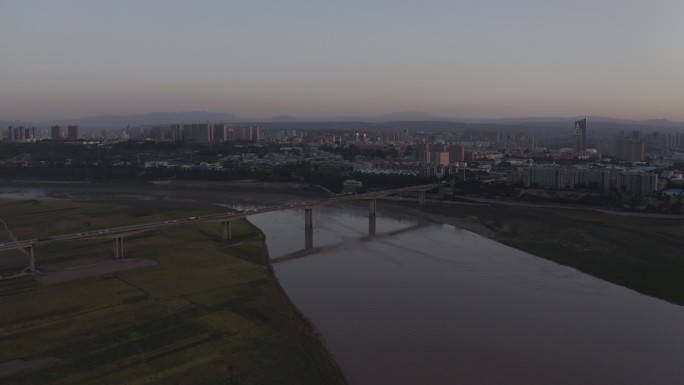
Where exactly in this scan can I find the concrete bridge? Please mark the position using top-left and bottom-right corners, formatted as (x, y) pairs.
(0, 183), (442, 273)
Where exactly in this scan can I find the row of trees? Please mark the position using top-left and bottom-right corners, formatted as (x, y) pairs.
(0, 161), (434, 193)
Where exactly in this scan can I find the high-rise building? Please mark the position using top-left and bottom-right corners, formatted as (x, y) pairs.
(615, 139), (645, 162)
(448, 144), (464, 163)
(229, 125), (260, 141)
(435, 151), (450, 166)
(618, 172), (657, 195)
(414, 143), (431, 163)
(169, 125), (182, 141)
(67, 125), (80, 141)
(13, 126), (24, 141)
(573, 118), (587, 154)
(181, 123), (213, 142)
(213, 123), (229, 142)
(126, 126), (144, 140)
(149, 127), (163, 140)
(51, 125), (65, 141)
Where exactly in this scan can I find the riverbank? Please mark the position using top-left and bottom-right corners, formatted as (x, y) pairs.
(401, 200), (684, 306)
(0, 199), (346, 384)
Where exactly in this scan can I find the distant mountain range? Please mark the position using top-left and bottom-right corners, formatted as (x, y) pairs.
(1, 111), (683, 129)
(485, 115), (684, 128)
(55, 111), (243, 128)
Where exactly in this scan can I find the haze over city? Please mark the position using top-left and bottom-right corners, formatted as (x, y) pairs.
(2, 0), (684, 122)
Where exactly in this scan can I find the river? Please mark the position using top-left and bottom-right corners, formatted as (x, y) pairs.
(2, 184), (683, 384)
(248, 204), (684, 385)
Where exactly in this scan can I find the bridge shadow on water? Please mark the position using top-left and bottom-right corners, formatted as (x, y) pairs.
(270, 219), (424, 265)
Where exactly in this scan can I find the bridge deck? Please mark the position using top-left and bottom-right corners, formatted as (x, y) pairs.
(0, 183), (442, 251)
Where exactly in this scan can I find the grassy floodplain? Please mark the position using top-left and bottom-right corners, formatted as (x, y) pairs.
(421, 202), (684, 306)
(0, 199), (346, 385)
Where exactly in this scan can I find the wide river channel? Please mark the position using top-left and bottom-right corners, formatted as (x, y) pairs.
(249, 204), (684, 385)
(3, 185), (684, 384)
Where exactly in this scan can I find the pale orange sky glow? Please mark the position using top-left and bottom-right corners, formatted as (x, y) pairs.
(1, 0), (683, 122)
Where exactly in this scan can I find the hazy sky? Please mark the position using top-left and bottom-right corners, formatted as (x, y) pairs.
(2, 0), (683, 122)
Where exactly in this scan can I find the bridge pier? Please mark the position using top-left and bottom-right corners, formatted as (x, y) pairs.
(368, 215), (376, 237)
(368, 199), (377, 237)
(305, 226), (313, 250)
(27, 245), (35, 272)
(113, 237), (124, 259)
(418, 191), (426, 208)
(304, 208), (313, 229)
(369, 199), (377, 217)
(222, 221), (232, 242)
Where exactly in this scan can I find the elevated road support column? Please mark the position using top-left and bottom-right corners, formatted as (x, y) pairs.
(113, 237), (124, 259)
(304, 208), (313, 230)
(418, 191), (426, 208)
(222, 221), (232, 242)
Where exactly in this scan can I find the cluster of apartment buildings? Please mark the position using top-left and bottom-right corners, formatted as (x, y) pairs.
(48, 125), (81, 141)
(2, 125), (83, 142)
(3, 126), (38, 142)
(136, 124), (260, 143)
(4, 116), (684, 197)
(509, 164), (658, 195)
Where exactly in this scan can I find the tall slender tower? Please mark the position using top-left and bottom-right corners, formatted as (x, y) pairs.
(573, 118), (587, 154)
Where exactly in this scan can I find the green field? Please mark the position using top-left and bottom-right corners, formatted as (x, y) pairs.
(0, 199), (346, 385)
(422, 202), (684, 306)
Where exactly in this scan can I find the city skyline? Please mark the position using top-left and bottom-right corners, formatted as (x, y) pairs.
(2, 1), (684, 122)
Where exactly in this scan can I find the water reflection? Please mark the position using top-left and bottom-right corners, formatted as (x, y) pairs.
(267, 205), (414, 265)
